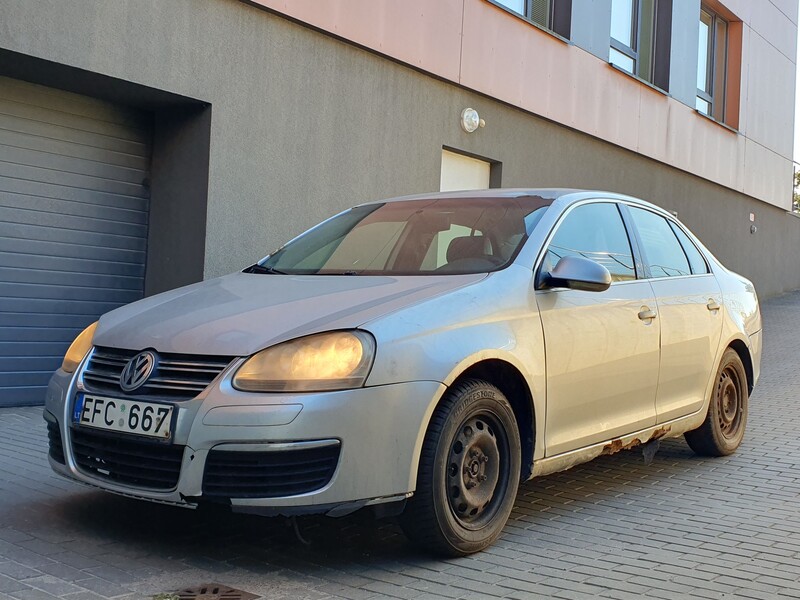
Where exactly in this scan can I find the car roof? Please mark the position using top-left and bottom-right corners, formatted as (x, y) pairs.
(363, 188), (580, 203)
(363, 188), (675, 219)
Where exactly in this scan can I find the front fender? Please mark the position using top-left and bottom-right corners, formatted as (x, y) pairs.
(363, 266), (546, 459)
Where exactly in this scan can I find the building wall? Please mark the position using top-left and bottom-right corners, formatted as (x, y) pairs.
(248, 0), (797, 210)
(0, 0), (798, 297)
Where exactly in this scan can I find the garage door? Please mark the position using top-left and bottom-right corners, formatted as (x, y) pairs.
(0, 77), (152, 406)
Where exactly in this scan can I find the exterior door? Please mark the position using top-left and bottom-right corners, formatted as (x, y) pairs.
(536, 202), (660, 456)
(439, 150), (490, 192)
(626, 206), (723, 422)
(0, 77), (152, 406)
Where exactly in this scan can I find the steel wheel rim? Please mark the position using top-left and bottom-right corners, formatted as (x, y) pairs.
(717, 365), (743, 439)
(446, 411), (510, 530)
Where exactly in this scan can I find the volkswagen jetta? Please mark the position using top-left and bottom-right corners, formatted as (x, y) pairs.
(44, 189), (761, 555)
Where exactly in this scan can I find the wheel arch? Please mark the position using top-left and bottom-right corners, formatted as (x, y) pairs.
(727, 338), (754, 395)
(447, 359), (536, 480)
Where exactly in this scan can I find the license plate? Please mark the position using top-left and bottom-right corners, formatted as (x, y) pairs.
(74, 395), (173, 440)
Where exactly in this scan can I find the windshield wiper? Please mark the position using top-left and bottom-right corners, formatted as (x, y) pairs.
(243, 264), (287, 275)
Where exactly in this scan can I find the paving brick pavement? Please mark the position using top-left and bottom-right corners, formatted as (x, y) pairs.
(2, 292), (800, 599)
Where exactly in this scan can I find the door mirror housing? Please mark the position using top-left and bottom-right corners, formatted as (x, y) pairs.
(542, 256), (612, 292)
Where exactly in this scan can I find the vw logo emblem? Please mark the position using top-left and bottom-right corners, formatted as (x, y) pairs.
(119, 351), (156, 392)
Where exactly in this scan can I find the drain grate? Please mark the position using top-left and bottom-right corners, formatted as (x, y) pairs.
(155, 583), (258, 600)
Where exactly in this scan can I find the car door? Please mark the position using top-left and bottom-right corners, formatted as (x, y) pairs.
(536, 201), (660, 456)
(625, 206), (723, 422)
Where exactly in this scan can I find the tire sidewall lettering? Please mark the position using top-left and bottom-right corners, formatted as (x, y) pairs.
(452, 389), (496, 420)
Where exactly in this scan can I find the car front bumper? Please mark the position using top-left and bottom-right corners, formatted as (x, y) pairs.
(44, 357), (445, 516)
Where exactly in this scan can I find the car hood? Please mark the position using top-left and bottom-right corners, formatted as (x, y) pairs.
(94, 272), (486, 356)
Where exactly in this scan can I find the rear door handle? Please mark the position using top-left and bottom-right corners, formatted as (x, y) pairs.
(638, 308), (657, 321)
(706, 299), (721, 312)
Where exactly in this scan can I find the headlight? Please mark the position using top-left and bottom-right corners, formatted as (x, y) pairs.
(232, 330), (376, 392)
(62, 321), (98, 373)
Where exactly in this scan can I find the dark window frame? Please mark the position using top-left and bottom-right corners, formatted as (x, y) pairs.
(622, 204), (711, 280)
(697, 6), (728, 122)
(610, 0), (640, 69)
(535, 201), (639, 289)
(610, 0), (672, 92)
(668, 221), (710, 275)
(490, 0), (573, 39)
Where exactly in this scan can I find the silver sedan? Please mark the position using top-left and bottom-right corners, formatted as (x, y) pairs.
(45, 189), (761, 555)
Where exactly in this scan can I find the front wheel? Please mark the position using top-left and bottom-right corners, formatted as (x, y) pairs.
(684, 348), (748, 456)
(400, 379), (521, 556)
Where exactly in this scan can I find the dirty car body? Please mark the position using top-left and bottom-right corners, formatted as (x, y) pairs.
(45, 189), (761, 555)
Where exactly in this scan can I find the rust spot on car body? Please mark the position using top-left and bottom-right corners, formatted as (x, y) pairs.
(650, 426), (670, 441)
(600, 427), (671, 456)
(601, 438), (641, 455)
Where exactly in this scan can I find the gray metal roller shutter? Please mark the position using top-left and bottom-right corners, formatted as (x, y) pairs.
(0, 76), (152, 406)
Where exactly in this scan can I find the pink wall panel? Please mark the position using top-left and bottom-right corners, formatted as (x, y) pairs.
(542, 45), (580, 130)
(596, 70), (642, 151)
(636, 88), (670, 159)
(248, 0), (465, 81)
(459, 0), (527, 107)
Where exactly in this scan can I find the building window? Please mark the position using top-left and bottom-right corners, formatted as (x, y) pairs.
(609, 0), (672, 91)
(493, 0), (572, 39)
(696, 7), (728, 122)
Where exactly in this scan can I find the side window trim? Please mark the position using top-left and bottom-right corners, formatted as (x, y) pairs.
(534, 200), (638, 289)
(668, 220), (711, 275)
(621, 202), (708, 279)
(617, 203), (649, 280)
(667, 220), (698, 275)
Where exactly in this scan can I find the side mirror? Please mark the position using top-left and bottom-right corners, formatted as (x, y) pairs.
(542, 256), (612, 292)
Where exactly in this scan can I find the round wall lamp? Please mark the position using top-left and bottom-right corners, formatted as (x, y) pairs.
(461, 108), (486, 133)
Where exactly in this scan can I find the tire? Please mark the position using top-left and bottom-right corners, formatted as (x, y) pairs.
(684, 348), (748, 457)
(400, 379), (521, 556)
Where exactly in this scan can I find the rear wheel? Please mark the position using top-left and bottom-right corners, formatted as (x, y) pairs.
(400, 379), (521, 556)
(685, 348), (748, 456)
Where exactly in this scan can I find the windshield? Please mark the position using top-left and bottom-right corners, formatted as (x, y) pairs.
(256, 196), (553, 276)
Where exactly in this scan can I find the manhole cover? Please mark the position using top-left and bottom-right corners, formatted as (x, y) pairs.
(155, 583), (258, 600)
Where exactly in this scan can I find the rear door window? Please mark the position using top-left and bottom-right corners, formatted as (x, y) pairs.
(628, 207), (691, 278)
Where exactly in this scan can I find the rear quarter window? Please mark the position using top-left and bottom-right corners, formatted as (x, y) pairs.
(669, 222), (709, 275)
(628, 207), (691, 278)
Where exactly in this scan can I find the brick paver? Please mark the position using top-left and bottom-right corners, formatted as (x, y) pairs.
(1, 292), (800, 599)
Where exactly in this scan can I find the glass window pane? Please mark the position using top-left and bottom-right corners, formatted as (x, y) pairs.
(610, 47), (635, 73)
(544, 203), (636, 282)
(712, 16), (728, 121)
(611, 0), (635, 46)
(324, 221), (406, 272)
(696, 96), (710, 114)
(697, 11), (712, 93)
(524, 206), (549, 234)
(495, 0), (525, 15)
(531, 0), (550, 26)
(628, 207), (691, 278)
(669, 222), (709, 274)
(638, 0), (656, 82)
(265, 196), (553, 275)
(421, 224), (483, 270)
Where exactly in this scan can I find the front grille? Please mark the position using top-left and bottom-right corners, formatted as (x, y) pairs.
(71, 427), (184, 490)
(47, 420), (65, 465)
(82, 347), (233, 401)
(202, 443), (340, 499)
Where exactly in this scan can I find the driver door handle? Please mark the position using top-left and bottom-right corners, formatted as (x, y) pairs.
(706, 299), (721, 312)
(638, 308), (657, 321)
